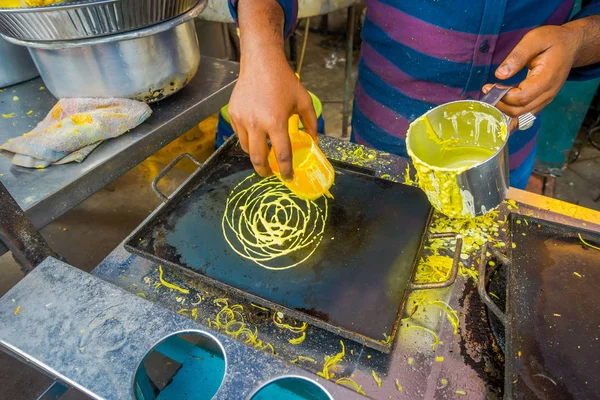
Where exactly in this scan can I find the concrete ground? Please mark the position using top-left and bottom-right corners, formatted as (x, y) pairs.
(1, 28), (599, 400)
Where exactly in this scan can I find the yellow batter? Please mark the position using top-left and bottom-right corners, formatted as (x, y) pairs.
(408, 113), (507, 218)
(222, 174), (328, 270)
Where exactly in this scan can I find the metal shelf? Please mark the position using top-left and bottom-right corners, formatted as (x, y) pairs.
(0, 57), (238, 256)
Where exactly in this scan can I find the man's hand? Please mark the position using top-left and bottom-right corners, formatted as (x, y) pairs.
(483, 15), (600, 118)
(229, 0), (317, 180)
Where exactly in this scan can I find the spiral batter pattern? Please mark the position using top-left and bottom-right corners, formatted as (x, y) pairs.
(222, 174), (328, 270)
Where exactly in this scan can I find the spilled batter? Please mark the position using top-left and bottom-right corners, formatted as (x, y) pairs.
(222, 174), (328, 270)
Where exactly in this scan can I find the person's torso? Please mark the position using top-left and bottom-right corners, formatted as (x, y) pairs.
(352, 0), (573, 159)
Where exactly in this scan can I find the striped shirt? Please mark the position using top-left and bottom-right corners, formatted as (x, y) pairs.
(229, 0), (600, 188)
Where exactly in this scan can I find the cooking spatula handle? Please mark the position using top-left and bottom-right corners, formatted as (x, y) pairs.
(152, 153), (202, 203)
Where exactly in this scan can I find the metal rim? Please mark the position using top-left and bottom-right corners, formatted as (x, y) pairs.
(0, 0), (118, 13)
(246, 375), (334, 400)
(406, 99), (509, 173)
(1, 0), (206, 48)
(130, 329), (228, 400)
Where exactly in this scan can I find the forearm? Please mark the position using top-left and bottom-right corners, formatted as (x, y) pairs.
(238, 0), (287, 74)
(564, 15), (600, 67)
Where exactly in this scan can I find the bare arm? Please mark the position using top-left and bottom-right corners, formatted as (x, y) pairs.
(228, 0), (317, 180)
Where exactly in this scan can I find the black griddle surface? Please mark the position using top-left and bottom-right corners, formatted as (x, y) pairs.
(508, 216), (600, 399)
(126, 142), (432, 350)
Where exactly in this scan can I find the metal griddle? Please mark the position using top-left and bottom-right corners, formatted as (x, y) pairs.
(125, 139), (433, 352)
(479, 214), (600, 399)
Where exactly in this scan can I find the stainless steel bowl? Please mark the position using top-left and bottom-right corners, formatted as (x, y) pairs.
(0, 35), (38, 88)
(0, 0), (204, 42)
(2, 3), (205, 102)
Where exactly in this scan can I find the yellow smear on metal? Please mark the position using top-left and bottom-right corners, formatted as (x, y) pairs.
(403, 163), (419, 186)
(405, 325), (440, 350)
(579, 234), (600, 251)
(222, 174), (328, 270)
(288, 332), (306, 344)
(414, 255), (453, 284)
(336, 377), (366, 395)
(337, 145), (377, 166)
(381, 333), (392, 344)
(158, 265), (189, 294)
(317, 340), (345, 380)
(291, 356), (317, 364)
(273, 312), (308, 333)
(429, 300), (459, 334)
(371, 370), (382, 387)
(211, 298), (275, 354)
(191, 294), (203, 306)
(395, 379), (403, 392)
(250, 303), (268, 311)
(428, 206), (508, 259)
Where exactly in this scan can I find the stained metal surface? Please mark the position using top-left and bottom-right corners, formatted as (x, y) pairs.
(0, 257), (360, 400)
(0, 36), (38, 88)
(0, 57), (237, 232)
(487, 215), (600, 399)
(92, 137), (511, 399)
(126, 138), (432, 352)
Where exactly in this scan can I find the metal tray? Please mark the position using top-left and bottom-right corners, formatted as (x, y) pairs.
(124, 138), (461, 353)
(0, 0), (203, 41)
(478, 214), (600, 399)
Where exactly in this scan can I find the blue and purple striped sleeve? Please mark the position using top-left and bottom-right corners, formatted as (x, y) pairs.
(569, 0), (600, 80)
(228, 0), (298, 39)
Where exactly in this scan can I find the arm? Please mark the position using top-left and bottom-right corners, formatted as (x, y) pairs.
(228, 0), (316, 180)
(483, 10), (600, 118)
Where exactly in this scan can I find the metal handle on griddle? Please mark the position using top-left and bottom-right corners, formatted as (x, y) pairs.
(409, 237), (463, 291)
(477, 242), (508, 326)
(152, 153), (202, 203)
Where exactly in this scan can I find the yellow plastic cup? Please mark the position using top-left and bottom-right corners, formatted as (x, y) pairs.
(268, 115), (334, 201)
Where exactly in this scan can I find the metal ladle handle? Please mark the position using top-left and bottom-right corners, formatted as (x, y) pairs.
(480, 85), (512, 107)
(480, 84), (536, 131)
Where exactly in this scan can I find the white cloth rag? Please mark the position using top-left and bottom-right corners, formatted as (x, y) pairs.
(1, 98), (152, 168)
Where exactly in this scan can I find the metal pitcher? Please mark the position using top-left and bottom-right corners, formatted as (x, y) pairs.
(406, 86), (535, 218)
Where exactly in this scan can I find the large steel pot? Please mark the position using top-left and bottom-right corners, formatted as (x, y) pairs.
(1, 2), (206, 102)
(0, 36), (38, 88)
